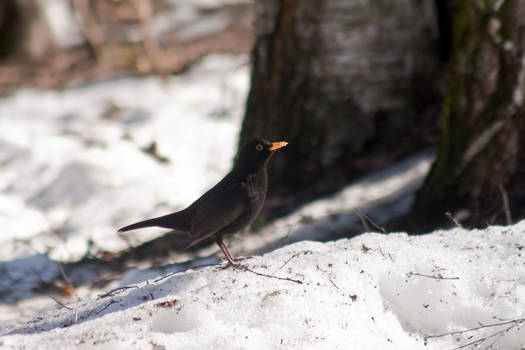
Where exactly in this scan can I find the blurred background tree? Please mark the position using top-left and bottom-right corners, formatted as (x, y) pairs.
(240, 0), (443, 218)
(241, 0), (525, 230)
(1, 0), (524, 233)
(413, 0), (525, 229)
(0, 0), (253, 92)
(0, 0), (56, 60)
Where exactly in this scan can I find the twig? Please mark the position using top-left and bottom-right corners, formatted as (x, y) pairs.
(59, 264), (80, 324)
(273, 250), (313, 273)
(355, 209), (387, 233)
(378, 246), (394, 262)
(445, 211), (462, 228)
(94, 300), (118, 316)
(98, 285), (139, 298)
(244, 267), (303, 284)
(422, 317), (524, 350)
(329, 278), (339, 290)
(59, 264), (74, 290)
(498, 183), (512, 225)
(153, 271), (179, 283)
(48, 295), (72, 310)
(357, 210), (369, 231)
(407, 272), (459, 280)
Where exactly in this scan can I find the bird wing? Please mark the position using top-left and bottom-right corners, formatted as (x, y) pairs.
(185, 182), (249, 247)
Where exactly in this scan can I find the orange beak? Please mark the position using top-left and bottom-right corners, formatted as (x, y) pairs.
(269, 141), (288, 151)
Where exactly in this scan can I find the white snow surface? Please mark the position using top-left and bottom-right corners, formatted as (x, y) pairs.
(2, 222), (525, 349)
(0, 54), (249, 262)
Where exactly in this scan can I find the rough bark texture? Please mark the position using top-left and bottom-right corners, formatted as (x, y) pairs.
(240, 0), (441, 217)
(413, 0), (525, 228)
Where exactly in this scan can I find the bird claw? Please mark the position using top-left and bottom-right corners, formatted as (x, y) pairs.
(215, 256), (254, 270)
(217, 260), (245, 270)
(232, 256), (254, 262)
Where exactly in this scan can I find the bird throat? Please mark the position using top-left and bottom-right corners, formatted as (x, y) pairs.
(246, 172), (267, 201)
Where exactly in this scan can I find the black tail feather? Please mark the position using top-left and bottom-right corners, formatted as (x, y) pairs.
(118, 217), (162, 232)
(118, 210), (191, 232)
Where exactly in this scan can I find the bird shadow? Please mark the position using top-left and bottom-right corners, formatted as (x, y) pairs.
(241, 149), (435, 257)
(4, 263), (207, 335)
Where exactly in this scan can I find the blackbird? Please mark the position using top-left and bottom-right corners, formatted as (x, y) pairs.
(118, 138), (287, 265)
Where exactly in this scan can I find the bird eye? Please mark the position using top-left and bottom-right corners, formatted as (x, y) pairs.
(255, 144), (263, 151)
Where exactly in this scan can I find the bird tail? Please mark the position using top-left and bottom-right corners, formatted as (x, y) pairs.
(118, 210), (190, 232)
(118, 217), (163, 232)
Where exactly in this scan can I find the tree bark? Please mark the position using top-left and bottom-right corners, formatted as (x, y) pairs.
(413, 0), (525, 228)
(240, 0), (442, 217)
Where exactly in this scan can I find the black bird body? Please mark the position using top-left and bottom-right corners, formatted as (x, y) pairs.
(118, 138), (287, 264)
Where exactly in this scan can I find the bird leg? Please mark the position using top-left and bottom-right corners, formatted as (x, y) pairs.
(215, 235), (237, 266)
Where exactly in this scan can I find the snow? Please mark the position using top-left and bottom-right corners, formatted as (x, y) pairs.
(0, 54), (249, 262)
(1, 53), (524, 349)
(2, 222), (525, 349)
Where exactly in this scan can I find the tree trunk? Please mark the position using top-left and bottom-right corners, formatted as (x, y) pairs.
(240, 0), (442, 217)
(0, 0), (56, 60)
(413, 0), (525, 229)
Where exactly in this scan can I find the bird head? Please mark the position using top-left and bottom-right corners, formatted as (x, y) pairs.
(234, 138), (287, 173)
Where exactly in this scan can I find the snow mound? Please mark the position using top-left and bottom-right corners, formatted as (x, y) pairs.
(2, 221), (524, 349)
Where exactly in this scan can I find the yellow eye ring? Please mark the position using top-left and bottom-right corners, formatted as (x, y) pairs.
(255, 144), (263, 151)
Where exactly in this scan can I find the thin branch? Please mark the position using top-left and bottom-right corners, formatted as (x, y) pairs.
(48, 295), (72, 310)
(59, 264), (74, 290)
(422, 317), (524, 350)
(378, 246), (394, 263)
(498, 183), (512, 225)
(244, 266), (303, 284)
(98, 285), (139, 298)
(445, 211), (463, 228)
(329, 278), (339, 290)
(273, 250), (313, 273)
(357, 210), (370, 231)
(153, 271), (179, 283)
(407, 272), (459, 280)
(451, 320), (521, 350)
(59, 264), (80, 324)
(356, 209), (387, 233)
(94, 300), (118, 316)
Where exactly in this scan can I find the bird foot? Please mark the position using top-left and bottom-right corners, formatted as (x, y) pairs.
(216, 256), (255, 270)
(217, 260), (245, 270)
(232, 255), (254, 262)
